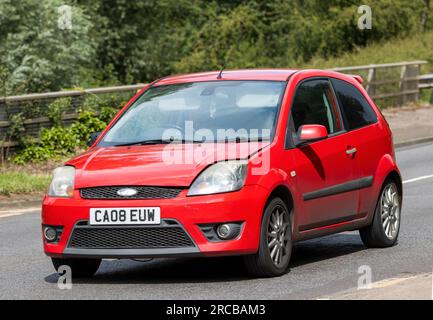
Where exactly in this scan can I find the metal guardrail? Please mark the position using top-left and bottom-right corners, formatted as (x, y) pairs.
(0, 84), (147, 150)
(419, 73), (433, 103)
(418, 74), (433, 89)
(332, 60), (428, 105)
(0, 84), (147, 104)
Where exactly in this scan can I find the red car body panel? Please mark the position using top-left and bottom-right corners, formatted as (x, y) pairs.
(42, 69), (401, 258)
(69, 142), (267, 188)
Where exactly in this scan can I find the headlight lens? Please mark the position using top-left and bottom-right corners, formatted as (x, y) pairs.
(187, 160), (248, 196)
(48, 166), (75, 198)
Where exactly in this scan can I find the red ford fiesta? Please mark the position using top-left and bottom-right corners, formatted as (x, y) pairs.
(42, 69), (402, 278)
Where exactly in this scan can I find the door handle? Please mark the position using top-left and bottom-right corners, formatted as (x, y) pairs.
(346, 147), (358, 155)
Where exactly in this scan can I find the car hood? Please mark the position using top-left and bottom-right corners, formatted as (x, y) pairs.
(68, 142), (267, 188)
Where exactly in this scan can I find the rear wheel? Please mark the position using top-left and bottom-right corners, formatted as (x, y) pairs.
(244, 197), (292, 277)
(359, 180), (401, 248)
(51, 258), (101, 278)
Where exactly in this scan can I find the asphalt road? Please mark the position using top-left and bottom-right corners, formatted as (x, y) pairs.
(1, 143), (433, 300)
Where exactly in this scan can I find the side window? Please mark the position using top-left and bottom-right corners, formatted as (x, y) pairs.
(331, 78), (378, 130)
(291, 79), (342, 135)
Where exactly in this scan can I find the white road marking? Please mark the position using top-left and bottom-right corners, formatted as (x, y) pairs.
(403, 175), (433, 185)
(370, 275), (418, 289)
(0, 207), (40, 219)
(319, 273), (432, 300)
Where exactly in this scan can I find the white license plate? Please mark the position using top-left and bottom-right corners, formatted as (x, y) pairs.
(90, 207), (160, 225)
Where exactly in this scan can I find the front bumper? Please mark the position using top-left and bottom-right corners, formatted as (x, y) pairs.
(42, 185), (268, 258)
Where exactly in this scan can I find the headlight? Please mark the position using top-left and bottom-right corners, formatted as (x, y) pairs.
(187, 160), (248, 196)
(48, 166), (75, 198)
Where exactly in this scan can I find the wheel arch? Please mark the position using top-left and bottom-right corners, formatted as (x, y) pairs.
(383, 170), (403, 205)
(365, 154), (403, 223)
(266, 185), (294, 210)
(265, 185), (295, 230)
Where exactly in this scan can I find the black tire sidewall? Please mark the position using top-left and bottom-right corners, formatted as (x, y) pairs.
(258, 198), (292, 276)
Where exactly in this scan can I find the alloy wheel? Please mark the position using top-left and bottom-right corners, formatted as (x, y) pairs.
(267, 205), (291, 267)
(381, 183), (401, 240)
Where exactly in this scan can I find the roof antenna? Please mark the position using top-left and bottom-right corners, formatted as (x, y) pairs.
(217, 61), (226, 79)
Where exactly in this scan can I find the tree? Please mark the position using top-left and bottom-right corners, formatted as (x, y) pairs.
(0, 0), (95, 95)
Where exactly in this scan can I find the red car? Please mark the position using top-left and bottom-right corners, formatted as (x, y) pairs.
(42, 69), (402, 278)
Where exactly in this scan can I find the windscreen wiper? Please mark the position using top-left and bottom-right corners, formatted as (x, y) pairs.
(114, 139), (202, 147)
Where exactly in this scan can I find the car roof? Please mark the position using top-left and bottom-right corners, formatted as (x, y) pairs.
(154, 69), (299, 85)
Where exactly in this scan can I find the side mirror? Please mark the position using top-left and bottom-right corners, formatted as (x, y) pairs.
(86, 132), (101, 147)
(297, 124), (328, 145)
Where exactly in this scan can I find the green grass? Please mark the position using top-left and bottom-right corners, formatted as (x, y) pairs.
(0, 171), (51, 196)
(300, 31), (433, 107)
(302, 30), (433, 73)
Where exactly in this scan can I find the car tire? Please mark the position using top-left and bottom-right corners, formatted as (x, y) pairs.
(359, 180), (401, 248)
(51, 258), (101, 278)
(244, 197), (292, 277)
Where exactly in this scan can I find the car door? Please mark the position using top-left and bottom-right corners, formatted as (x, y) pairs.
(330, 78), (382, 215)
(289, 78), (362, 232)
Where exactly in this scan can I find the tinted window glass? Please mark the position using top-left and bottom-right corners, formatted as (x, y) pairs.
(331, 78), (378, 130)
(291, 79), (341, 135)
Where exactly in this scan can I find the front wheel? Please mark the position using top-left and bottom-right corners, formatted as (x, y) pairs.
(51, 258), (101, 278)
(359, 180), (401, 248)
(244, 197), (292, 277)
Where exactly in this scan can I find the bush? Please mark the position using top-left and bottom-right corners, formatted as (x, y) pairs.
(100, 107), (119, 123)
(12, 108), (111, 164)
(40, 127), (80, 155)
(12, 146), (54, 165)
(70, 110), (107, 144)
(12, 126), (79, 164)
(6, 113), (26, 143)
(47, 98), (73, 126)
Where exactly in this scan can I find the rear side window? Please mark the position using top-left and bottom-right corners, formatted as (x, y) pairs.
(291, 79), (342, 135)
(331, 78), (378, 130)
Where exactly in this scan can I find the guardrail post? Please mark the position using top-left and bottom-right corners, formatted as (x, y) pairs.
(399, 63), (421, 105)
(366, 67), (376, 96)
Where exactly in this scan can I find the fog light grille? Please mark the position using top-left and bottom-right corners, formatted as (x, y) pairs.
(68, 221), (194, 249)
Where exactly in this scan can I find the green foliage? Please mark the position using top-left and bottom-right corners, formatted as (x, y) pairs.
(2, 0), (431, 96)
(0, 0), (96, 95)
(302, 30), (433, 73)
(47, 97), (72, 126)
(81, 94), (128, 112)
(6, 113), (26, 142)
(175, 0), (431, 72)
(100, 107), (119, 124)
(12, 146), (54, 165)
(12, 109), (111, 164)
(13, 126), (79, 164)
(70, 110), (107, 143)
(40, 126), (79, 155)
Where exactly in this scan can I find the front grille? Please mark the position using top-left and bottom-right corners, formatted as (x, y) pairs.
(68, 221), (194, 249)
(80, 186), (183, 200)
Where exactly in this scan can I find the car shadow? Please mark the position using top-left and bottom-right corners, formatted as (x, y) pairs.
(44, 233), (365, 285)
(290, 233), (365, 268)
